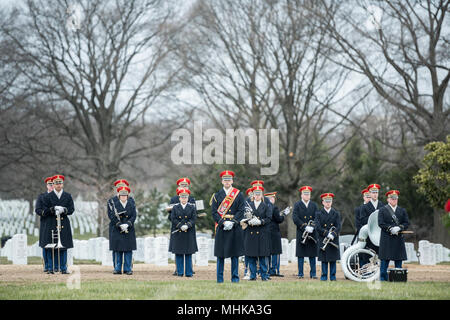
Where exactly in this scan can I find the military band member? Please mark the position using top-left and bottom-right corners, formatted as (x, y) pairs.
(249, 180), (273, 277)
(353, 188), (373, 265)
(378, 190), (410, 281)
(354, 188), (372, 239)
(315, 193), (341, 281)
(168, 178), (196, 275)
(35, 176), (54, 272)
(110, 179), (135, 269)
(359, 184), (384, 256)
(211, 170), (245, 283)
(108, 185), (137, 275)
(41, 175), (74, 274)
(266, 192), (286, 277)
(244, 186), (272, 281)
(243, 187), (254, 280)
(293, 186), (319, 279)
(170, 188), (198, 277)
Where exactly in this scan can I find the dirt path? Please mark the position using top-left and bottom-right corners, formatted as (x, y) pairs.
(1, 263), (449, 283)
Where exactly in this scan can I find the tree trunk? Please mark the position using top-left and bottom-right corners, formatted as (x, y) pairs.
(287, 194), (296, 241)
(433, 208), (450, 247)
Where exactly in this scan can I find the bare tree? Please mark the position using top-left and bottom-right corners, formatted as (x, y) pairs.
(1, 0), (190, 236)
(308, 0), (450, 244)
(313, 0), (450, 146)
(178, 0), (370, 238)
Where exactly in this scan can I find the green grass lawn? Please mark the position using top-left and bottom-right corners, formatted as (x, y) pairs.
(1, 280), (449, 300)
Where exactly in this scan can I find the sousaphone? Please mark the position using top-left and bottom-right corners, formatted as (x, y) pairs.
(341, 210), (381, 282)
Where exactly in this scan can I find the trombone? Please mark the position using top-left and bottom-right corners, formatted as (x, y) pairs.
(45, 212), (65, 273)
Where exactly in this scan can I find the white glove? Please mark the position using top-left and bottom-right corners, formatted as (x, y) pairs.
(120, 224), (128, 232)
(390, 226), (401, 235)
(223, 221), (234, 230)
(54, 206), (64, 214)
(249, 217), (261, 226)
(327, 233), (334, 240)
(305, 226), (314, 233)
(180, 224), (188, 232)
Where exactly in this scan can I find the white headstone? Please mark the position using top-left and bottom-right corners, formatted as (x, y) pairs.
(195, 237), (209, 266)
(144, 237), (155, 264)
(134, 238), (145, 262)
(101, 239), (113, 266)
(208, 239), (216, 261)
(288, 239), (296, 263)
(95, 237), (107, 262)
(154, 237), (169, 266)
(280, 238), (289, 266)
(67, 248), (74, 266)
(418, 240), (436, 265)
(79, 240), (89, 260)
(12, 234), (27, 265)
(434, 243), (444, 264)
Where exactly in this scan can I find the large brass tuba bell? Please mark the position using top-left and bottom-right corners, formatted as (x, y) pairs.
(341, 210), (381, 282)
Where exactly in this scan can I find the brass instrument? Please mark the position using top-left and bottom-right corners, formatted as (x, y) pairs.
(341, 209), (414, 282)
(239, 201), (254, 230)
(45, 211), (65, 272)
(320, 226), (339, 251)
(301, 220), (317, 245)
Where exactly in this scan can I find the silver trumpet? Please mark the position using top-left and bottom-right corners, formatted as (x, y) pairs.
(320, 226), (339, 251)
(239, 201), (254, 230)
(301, 220), (317, 245)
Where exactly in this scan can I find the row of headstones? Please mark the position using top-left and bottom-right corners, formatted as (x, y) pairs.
(0, 198), (99, 237)
(0, 200), (30, 219)
(417, 240), (450, 265)
(2, 234), (450, 266)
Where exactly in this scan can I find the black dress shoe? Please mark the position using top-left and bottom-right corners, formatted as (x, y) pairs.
(173, 271), (178, 276)
(311, 276), (318, 279)
(249, 278), (257, 281)
(113, 270), (122, 275)
(61, 270), (70, 274)
(47, 270), (54, 274)
(298, 276), (304, 279)
(126, 271), (133, 275)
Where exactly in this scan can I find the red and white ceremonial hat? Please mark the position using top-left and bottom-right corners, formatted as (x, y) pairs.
(250, 180), (264, 187)
(52, 175), (65, 183)
(320, 193), (335, 201)
(299, 186), (312, 194)
(220, 170), (235, 180)
(251, 186), (265, 194)
(117, 186), (131, 196)
(176, 177), (191, 186)
(44, 176), (54, 184)
(246, 188), (254, 196)
(114, 179), (130, 187)
(176, 188), (191, 196)
(368, 184), (381, 192)
(361, 188), (370, 196)
(385, 190), (400, 198)
(264, 191), (277, 198)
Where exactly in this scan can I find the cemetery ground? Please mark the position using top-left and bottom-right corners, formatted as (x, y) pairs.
(1, 262), (449, 300)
